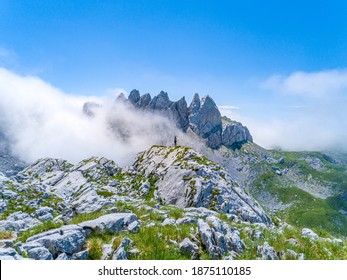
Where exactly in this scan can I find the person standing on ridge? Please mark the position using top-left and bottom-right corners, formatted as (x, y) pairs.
(174, 136), (177, 146)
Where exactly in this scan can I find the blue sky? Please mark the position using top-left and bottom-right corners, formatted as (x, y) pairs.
(1, 0), (347, 151)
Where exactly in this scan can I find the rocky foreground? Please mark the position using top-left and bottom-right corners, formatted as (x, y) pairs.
(1, 145), (346, 260)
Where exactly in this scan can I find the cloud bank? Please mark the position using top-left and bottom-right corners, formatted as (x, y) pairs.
(0, 68), (187, 165)
(1, 67), (346, 164)
(262, 69), (347, 98)
(220, 69), (347, 152)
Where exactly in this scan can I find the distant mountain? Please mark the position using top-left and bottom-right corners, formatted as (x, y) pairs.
(84, 89), (253, 150)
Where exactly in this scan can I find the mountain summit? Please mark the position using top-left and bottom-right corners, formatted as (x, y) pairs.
(84, 90), (253, 150)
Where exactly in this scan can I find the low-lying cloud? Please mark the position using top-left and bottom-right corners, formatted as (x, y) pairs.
(262, 69), (347, 98)
(220, 68), (347, 152)
(0, 68), (187, 165)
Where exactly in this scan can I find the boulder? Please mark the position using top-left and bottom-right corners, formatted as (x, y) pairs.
(102, 244), (113, 260)
(27, 247), (53, 260)
(72, 249), (88, 260)
(56, 252), (70, 260)
(127, 220), (140, 233)
(0, 248), (25, 260)
(179, 238), (199, 259)
(112, 237), (134, 260)
(25, 225), (86, 258)
(257, 242), (278, 260)
(197, 219), (219, 259)
(302, 228), (318, 239)
(176, 217), (197, 225)
(0, 211), (42, 232)
(78, 213), (138, 234)
(162, 218), (176, 226)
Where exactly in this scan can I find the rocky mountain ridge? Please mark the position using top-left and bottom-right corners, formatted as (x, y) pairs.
(84, 90), (253, 150)
(1, 145), (346, 260)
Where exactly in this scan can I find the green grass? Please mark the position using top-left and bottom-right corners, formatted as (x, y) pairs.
(86, 237), (104, 260)
(111, 224), (194, 260)
(238, 225), (347, 260)
(70, 211), (106, 224)
(251, 149), (347, 237)
(96, 189), (114, 198)
(161, 206), (185, 219)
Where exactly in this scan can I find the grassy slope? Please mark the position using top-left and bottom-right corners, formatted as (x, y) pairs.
(250, 150), (347, 236)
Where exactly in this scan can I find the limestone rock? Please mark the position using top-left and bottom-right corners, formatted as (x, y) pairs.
(72, 249), (89, 260)
(112, 237), (134, 260)
(302, 228), (318, 239)
(137, 93), (151, 109)
(134, 146), (271, 225)
(189, 95), (222, 144)
(102, 244), (113, 260)
(79, 213), (138, 234)
(56, 253), (70, 260)
(27, 247), (53, 260)
(222, 122), (253, 148)
(162, 218), (176, 226)
(148, 91), (173, 111)
(168, 97), (189, 131)
(25, 225), (86, 258)
(197, 219), (219, 259)
(257, 242), (278, 260)
(179, 238), (199, 259)
(0, 248), (25, 260)
(128, 89), (140, 105)
(0, 211), (42, 232)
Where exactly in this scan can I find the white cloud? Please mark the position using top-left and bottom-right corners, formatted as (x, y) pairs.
(262, 69), (347, 98)
(220, 105), (347, 152)
(218, 105), (239, 110)
(0, 68), (189, 165)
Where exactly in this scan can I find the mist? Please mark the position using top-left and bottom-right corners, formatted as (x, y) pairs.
(0, 68), (191, 166)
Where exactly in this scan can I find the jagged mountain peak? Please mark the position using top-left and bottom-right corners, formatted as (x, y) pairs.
(87, 89), (253, 150)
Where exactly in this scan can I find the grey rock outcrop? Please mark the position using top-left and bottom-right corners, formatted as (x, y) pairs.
(222, 122), (253, 148)
(137, 93), (152, 109)
(27, 246), (53, 260)
(112, 237), (134, 260)
(179, 238), (199, 259)
(302, 228), (318, 239)
(257, 242), (278, 260)
(134, 146), (271, 225)
(148, 91), (173, 111)
(189, 95), (222, 148)
(198, 219), (219, 259)
(122, 90), (253, 149)
(0, 211), (42, 232)
(128, 89), (140, 105)
(168, 97), (189, 131)
(24, 225), (86, 258)
(79, 213), (138, 234)
(197, 216), (244, 260)
(0, 248), (25, 260)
